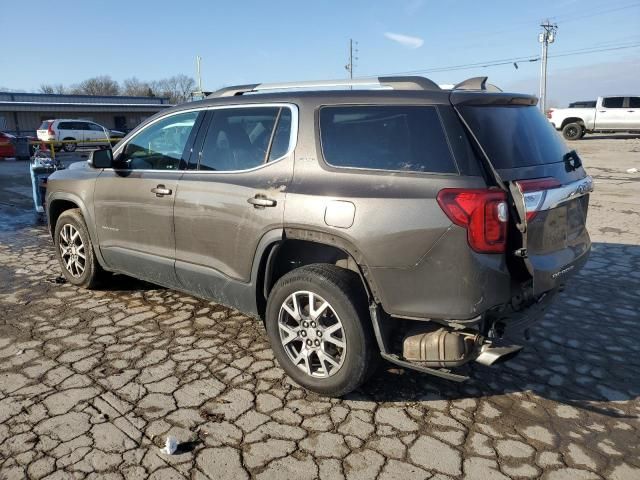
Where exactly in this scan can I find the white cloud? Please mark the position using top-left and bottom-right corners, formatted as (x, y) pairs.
(384, 32), (424, 49)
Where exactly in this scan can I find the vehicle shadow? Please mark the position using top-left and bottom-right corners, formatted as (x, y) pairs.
(357, 242), (640, 415)
(581, 134), (640, 140)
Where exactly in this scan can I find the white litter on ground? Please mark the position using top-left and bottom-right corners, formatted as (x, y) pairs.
(626, 168), (638, 173)
(160, 436), (177, 455)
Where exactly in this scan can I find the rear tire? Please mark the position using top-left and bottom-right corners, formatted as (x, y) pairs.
(54, 209), (103, 288)
(62, 138), (76, 152)
(562, 122), (584, 140)
(265, 264), (378, 397)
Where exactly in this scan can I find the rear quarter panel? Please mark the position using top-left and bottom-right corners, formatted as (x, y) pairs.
(285, 98), (509, 320)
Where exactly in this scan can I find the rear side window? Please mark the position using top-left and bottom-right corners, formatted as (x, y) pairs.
(603, 97), (624, 108)
(58, 122), (73, 130)
(629, 97), (640, 108)
(319, 106), (456, 174)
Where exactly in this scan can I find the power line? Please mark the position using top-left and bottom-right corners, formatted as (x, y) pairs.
(364, 42), (640, 77)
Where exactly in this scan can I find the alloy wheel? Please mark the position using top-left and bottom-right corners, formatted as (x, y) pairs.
(278, 290), (346, 378)
(58, 224), (86, 277)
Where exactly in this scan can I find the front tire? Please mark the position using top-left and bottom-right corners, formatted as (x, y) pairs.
(562, 122), (584, 140)
(265, 264), (377, 397)
(54, 209), (103, 288)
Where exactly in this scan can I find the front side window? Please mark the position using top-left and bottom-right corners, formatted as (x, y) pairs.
(629, 97), (640, 108)
(198, 107), (291, 171)
(319, 105), (456, 174)
(116, 111), (198, 170)
(603, 97), (624, 108)
(88, 123), (104, 131)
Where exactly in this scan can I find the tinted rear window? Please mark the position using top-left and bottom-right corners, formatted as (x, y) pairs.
(38, 121), (51, 130)
(320, 106), (457, 174)
(460, 105), (569, 169)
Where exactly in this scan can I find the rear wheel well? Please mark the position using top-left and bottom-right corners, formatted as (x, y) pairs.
(257, 239), (368, 319)
(48, 200), (79, 237)
(560, 117), (585, 129)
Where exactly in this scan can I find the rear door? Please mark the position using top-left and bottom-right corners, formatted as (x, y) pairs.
(597, 97), (626, 129)
(624, 97), (640, 129)
(455, 95), (592, 295)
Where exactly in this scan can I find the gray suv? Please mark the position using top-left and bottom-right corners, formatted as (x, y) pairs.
(46, 76), (593, 396)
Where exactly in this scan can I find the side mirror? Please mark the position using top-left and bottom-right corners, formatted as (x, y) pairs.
(89, 148), (113, 169)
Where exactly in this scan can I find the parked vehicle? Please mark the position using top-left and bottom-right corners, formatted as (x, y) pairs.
(548, 95), (640, 140)
(37, 119), (121, 152)
(45, 76), (593, 396)
(0, 131), (16, 157)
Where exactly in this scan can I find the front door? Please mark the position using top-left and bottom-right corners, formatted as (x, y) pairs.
(173, 105), (296, 309)
(93, 110), (203, 287)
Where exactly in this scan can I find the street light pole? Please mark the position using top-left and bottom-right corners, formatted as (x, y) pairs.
(538, 21), (557, 113)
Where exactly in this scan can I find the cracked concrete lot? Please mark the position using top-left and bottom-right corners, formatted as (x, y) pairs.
(0, 136), (639, 479)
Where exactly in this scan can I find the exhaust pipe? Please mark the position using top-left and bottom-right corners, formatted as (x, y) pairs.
(475, 342), (523, 366)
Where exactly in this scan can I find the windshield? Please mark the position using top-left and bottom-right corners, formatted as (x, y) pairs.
(460, 105), (570, 169)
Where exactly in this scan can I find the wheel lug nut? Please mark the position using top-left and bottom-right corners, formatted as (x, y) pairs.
(306, 339), (312, 346)
(316, 330), (322, 337)
(314, 339), (320, 346)
(301, 331), (306, 337)
(310, 321), (316, 328)
(302, 321), (309, 328)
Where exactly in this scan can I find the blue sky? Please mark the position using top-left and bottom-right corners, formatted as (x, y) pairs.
(2, 0), (639, 105)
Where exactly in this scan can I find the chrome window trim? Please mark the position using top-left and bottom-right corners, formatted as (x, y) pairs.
(108, 103), (298, 174)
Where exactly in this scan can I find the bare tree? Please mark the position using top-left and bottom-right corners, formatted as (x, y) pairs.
(71, 76), (120, 96)
(122, 77), (154, 97)
(39, 84), (67, 94)
(151, 75), (196, 104)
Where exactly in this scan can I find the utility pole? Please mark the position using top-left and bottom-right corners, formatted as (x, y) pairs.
(345, 39), (358, 79)
(538, 20), (557, 113)
(196, 55), (203, 94)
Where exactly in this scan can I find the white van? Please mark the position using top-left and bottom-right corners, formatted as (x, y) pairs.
(37, 119), (123, 152)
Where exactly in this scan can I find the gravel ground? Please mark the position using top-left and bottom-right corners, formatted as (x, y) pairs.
(0, 136), (638, 479)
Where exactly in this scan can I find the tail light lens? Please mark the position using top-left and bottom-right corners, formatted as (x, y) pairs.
(515, 177), (561, 221)
(47, 121), (55, 137)
(437, 189), (508, 253)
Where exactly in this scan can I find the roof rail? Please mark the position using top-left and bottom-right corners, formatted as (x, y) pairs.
(453, 76), (503, 92)
(208, 76), (441, 98)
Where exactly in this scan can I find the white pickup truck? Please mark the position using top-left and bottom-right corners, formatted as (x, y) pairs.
(548, 95), (640, 140)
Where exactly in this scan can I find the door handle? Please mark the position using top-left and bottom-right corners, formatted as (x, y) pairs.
(248, 194), (277, 208)
(151, 184), (172, 197)
(628, 110), (635, 113)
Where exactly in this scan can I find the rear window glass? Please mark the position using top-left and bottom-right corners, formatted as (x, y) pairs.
(460, 105), (569, 169)
(38, 121), (50, 130)
(320, 106), (457, 174)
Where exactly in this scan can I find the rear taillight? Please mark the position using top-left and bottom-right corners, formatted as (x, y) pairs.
(515, 177), (561, 221)
(47, 122), (55, 137)
(437, 189), (508, 253)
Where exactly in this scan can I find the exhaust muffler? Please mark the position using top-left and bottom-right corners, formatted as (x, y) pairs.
(402, 325), (522, 368)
